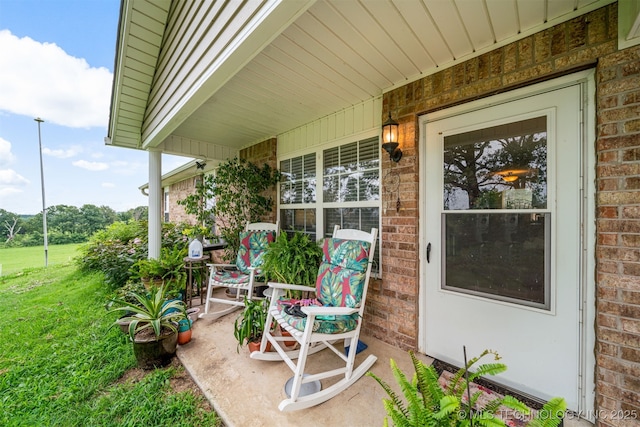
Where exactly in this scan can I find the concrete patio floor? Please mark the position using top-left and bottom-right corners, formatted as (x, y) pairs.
(176, 294), (592, 427)
(176, 295), (427, 427)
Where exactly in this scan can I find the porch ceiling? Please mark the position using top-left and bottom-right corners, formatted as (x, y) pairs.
(108, 0), (617, 159)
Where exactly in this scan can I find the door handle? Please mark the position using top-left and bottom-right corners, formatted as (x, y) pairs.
(426, 243), (432, 263)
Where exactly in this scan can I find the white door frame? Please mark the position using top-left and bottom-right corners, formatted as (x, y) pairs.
(417, 70), (596, 417)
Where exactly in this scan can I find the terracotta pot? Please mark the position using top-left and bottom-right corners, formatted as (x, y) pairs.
(248, 340), (272, 353)
(280, 326), (297, 348)
(177, 328), (192, 345)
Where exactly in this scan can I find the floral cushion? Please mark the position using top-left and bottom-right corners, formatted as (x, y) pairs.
(316, 238), (371, 307)
(278, 238), (371, 334)
(235, 230), (276, 274)
(210, 269), (250, 285)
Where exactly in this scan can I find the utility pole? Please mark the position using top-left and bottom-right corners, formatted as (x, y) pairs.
(35, 117), (48, 267)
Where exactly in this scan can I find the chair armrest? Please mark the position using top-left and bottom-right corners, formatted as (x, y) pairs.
(301, 306), (358, 316)
(267, 282), (317, 293)
(207, 263), (236, 269)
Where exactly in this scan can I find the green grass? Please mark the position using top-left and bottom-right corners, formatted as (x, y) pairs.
(0, 244), (82, 276)
(0, 264), (219, 427)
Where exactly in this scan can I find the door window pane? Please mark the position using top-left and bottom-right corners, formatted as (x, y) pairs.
(442, 212), (550, 308)
(441, 116), (550, 309)
(443, 116), (547, 210)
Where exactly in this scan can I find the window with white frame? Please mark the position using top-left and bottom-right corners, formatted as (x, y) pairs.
(279, 136), (380, 272)
(163, 189), (170, 222)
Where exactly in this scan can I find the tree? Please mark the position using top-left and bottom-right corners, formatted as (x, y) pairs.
(443, 132), (547, 210)
(80, 204), (118, 236)
(1, 209), (23, 243)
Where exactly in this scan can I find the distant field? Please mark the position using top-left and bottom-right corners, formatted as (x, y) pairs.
(0, 244), (81, 275)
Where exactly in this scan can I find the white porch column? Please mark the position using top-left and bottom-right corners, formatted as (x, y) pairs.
(148, 150), (162, 259)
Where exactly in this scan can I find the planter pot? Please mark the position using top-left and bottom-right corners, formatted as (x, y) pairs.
(187, 307), (200, 324)
(177, 329), (192, 345)
(141, 277), (164, 290)
(132, 329), (178, 369)
(280, 326), (297, 348)
(177, 318), (192, 345)
(253, 285), (269, 298)
(116, 311), (135, 334)
(248, 340), (272, 353)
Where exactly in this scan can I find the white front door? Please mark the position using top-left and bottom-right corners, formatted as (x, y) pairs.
(420, 74), (594, 412)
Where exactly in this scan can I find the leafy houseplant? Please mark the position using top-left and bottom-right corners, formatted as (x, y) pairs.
(233, 297), (269, 353)
(367, 349), (566, 427)
(159, 245), (188, 299)
(261, 231), (323, 292)
(193, 157), (280, 261)
(108, 285), (187, 369)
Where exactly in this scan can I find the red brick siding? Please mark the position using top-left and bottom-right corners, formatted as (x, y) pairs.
(595, 44), (640, 426)
(371, 4), (618, 355)
(370, 4), (640, 422)
(239, 138), (278, 224)
(167, 178), (198, 224)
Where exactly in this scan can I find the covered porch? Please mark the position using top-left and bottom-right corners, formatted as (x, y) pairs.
(176, 296), (591, 427)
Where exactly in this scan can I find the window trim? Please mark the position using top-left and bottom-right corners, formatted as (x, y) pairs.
(277, 131), (382, 274)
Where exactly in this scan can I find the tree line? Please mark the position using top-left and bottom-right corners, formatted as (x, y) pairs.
(0, 205), (148, 248)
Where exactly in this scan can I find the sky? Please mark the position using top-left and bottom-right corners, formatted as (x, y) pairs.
(0, 0), (191, 215)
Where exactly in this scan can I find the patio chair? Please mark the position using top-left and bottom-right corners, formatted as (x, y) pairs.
(200, 221), (278, 319)
(250, 225), (378, 411)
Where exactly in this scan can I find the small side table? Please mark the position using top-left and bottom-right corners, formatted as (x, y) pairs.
(183, 256), (209, 307)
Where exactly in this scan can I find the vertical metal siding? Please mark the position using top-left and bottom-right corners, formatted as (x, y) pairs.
(277, 97), (382, 157)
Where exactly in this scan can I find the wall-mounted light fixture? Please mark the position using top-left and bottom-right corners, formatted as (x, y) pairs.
(382, 112), (402, 162)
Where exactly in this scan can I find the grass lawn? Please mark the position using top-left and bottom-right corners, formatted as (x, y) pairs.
(0, 244), (82, 276)
(0, 264), (220, 427)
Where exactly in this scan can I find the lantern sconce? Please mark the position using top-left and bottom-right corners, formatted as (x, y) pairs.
(381, 112), (402, 162)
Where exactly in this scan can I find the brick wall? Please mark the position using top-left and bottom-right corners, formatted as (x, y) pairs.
(168, 177), (199, 224)
(371, 2), (640, 422)
(595, 44), (640, 426)
(239, 137), (278, 224)
(372, 3), (618, 353)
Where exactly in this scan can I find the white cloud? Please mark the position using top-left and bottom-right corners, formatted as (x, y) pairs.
(0, 169), (29, 196)
(111, 160), (145, 176)
(101, 182), (116, 188)
(43, 145), (82, 159)
(72, 159), (108, 171)
(0, 137), (16, 166)
(0, 30), (113, 129)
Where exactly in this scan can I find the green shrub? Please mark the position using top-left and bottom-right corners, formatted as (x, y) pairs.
(76, 221), (190, 289)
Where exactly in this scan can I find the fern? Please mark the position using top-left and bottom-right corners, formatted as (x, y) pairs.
(368, 349), (567, 427)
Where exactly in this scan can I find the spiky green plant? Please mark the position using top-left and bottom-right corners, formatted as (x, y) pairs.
(367, 350), (566, 427)
(107, 284), (186, 340)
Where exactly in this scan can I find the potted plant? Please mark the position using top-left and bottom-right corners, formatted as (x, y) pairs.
(160, 245), (188, 299)
(106, 281), (147, 334)
(130, 257), (165, 289)
(233, 297), (270, 353)
(179, 157), (280, 262)
(261, 230), (323, 297)
(108, 284), (187, 369)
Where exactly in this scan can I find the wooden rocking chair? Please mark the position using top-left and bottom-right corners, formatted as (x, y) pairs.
(250, 225), (378, 411)
(200, 221), (278, 319)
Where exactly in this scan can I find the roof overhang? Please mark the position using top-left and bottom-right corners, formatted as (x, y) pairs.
(108, 0), (622, 162)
